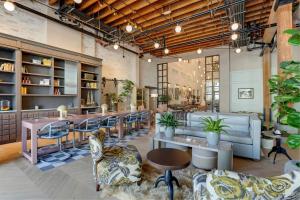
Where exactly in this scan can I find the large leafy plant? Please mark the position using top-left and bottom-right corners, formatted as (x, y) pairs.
(269, 28), (300, 150)
(119, 79), (134, 100)
(158, 112), (179, 129)
(201, 117), (229, 134)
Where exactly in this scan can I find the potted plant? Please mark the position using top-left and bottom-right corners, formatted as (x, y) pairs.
(108, 93), (123, 111)
(269, 28), (300, 172)
(119, 80), (135, 110)
(201, 117), (229, 146)
(159, 95), (171, 103)
(158, 112), (179, 138)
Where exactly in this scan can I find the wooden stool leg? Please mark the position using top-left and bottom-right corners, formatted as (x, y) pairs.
(96, 183), (100, 191)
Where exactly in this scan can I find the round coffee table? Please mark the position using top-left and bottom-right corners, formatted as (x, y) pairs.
(147, 148), (191, 200)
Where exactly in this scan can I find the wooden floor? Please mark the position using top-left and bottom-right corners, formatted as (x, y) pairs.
(0, 133), (299, 200)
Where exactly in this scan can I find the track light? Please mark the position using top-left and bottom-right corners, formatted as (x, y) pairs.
(147, 58), (152, 63)
(74, 0), (82, 4)
(125, 24), (133, 33)
(154, 42), (160, 49)
(231, 22), (240, 31)
(235, 48), (242, 54)
(231, 32), (238, 41)
(197, 48), (202, 54)
(4, 1), (15, 12)
(178, 58), (183, 62)
(113, 43), (119, 50)
(164, 48), (169, 54)
(175, 24), (182, 33)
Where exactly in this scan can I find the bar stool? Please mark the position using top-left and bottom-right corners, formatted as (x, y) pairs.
(73, 117), (101, 149)
(37, 120), (71, 162)
(124, 113), (139, 134)
(138, 111), (150, 130)
(100, 116), (119, 141)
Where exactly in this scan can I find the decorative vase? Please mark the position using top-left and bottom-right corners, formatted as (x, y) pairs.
(165, 127), (174, 138)
(130, 104), (137, 112)
(284, 160), (300, 174)
(206, 132), (220, 146)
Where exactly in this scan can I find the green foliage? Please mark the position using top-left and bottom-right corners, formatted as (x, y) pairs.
(119, 80), (134, 100)
(201, 117), (229, 135)
(158, 112), (179, 129)
(287, 134), (300, 149)
(284, 29), (300, 46)
(159, 95), (171, 102)
(108, 93), (123, 104)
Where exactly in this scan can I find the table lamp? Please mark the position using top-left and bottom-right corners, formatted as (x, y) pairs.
(57, 105), (67, 120)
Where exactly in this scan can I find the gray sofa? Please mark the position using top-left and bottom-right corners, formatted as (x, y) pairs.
(156, 112), (261, 160)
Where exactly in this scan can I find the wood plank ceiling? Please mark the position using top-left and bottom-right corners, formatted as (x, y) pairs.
(50, 0), (274, 56)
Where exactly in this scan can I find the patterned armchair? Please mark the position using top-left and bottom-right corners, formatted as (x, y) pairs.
(193, 170), (300, 200)
(89, 132), (142, 191)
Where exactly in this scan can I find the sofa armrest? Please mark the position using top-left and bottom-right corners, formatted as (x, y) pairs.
(250, 114), (261, 160)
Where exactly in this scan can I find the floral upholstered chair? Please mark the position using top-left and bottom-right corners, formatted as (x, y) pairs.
(193, 170), (300, 200)
(89, 132), (142, 191)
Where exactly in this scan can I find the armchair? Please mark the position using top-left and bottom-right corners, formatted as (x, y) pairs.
(89, 132), (142, 191)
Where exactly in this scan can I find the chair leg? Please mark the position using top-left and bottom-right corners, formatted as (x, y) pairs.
(96, 183), (100, 191)
(72, 131), (76, 148)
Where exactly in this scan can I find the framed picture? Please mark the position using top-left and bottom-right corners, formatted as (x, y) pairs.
(238, 88), (254, 99)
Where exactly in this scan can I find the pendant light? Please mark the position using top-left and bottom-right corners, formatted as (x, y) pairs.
(164, 48), (169, 54)
(174, 24), (182, 33)
(113, 43), (119, 50)
(74, 0), (82, 4)
(125, 24), (133, 33)
(4, 1), (15, 12)
(231, 22), (240, 31)
(196, 48), (202, 54)
(147, 58), (152, 63)
(231, 33), (238, 41)
(235, 48), (242, 54)
(178, 57), (182, 62)
(154, 42), (160, 49)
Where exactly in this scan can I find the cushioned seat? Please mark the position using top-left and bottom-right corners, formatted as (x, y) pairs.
(193, 170), (300, 200)
(221, 131), (253, 145)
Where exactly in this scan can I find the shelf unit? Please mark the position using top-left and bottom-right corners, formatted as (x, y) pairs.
(80, 63), (101, 114)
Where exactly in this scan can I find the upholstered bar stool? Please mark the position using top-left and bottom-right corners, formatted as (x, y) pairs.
(99, 116), (119, 141)
(37, 120), (71, 162)
(138, 111), (150, 130)
(124, 113), (139, 134)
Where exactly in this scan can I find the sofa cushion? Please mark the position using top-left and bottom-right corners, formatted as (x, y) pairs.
(218, 114), (250, 133)
(189, 112), (218, 128)
(221, 132), (252, 144)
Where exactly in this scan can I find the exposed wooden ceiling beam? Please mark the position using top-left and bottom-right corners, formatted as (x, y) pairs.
(86, 0), (118, 16)
(79, 0), (98, 11)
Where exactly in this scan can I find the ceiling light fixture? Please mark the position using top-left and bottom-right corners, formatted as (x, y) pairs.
(178, 58), (182, 62)
(154, 42), (160, 49)
(235, 48), (242, 54)
(4, 1), (15, 12)
(147, 58), (152, 63)
(174, 24), (182, 33)
(231, 22), (240, 31)
(113, 43), (119, 50)
(125, 24), (133, 33)
(164, 48), (169, 54)
(197, 48), (202, 54)
(231, 33), (238, 41)
(74, 0), (82, 4)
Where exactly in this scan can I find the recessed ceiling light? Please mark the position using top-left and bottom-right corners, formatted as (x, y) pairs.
(147, 58), (152, 63)
(74, 0), (82, 4)
(113, 43), (119, 50)
(235, 48), (242, 54)
(175, 24), (182, 33)
(125, 24), (133, 33)
(178, 58), (182, 62)
(231, 22), (240, 31)
(231, 33), (238, 40)
(154, 42), (160, 49)
(197, 48), (202, 54)
(164, 48), (169, 54)
(4, 1), (15, 12)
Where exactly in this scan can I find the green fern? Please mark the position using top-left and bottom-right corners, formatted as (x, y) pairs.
(201, 117), (229, 134)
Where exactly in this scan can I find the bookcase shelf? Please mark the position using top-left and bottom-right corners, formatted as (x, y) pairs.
(22, 72), (51, 77)
(22, 61), (51, 68)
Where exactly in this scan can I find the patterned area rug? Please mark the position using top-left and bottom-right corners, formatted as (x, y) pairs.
(36, 128), (149, 171)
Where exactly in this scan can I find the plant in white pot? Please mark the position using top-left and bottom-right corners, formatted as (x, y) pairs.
(202, 117), (229, 146)
(158, 112), (179, 138)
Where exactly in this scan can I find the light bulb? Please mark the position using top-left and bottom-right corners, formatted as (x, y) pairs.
(198, 65), (201, 69)
(175, 25), (182, 33)
(231, 33), (238, 40)
(74, 0), (82, 4)
(231, 22), (239, 31)
(197, 48), (202, 54)
(164, 48), (169, 54)
(113, 44), (119, 50)
(235, 48), (242, 54)
(178, 58), (182, 62)
(4, 1), (15, 12)
(147, 58), (152, 63)
(125, 24), (133, 33)
(154, 42), (160, 49)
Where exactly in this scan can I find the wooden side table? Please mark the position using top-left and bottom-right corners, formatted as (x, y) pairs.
(147, 148), (191, 200)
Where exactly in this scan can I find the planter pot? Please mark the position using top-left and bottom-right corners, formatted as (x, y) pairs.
(284, 160), (300, 174)
(206, 132), (220, 146)
(165, 127), (175, 138)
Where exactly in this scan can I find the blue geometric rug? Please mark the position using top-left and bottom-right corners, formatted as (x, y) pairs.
(36, 128), (149, 171)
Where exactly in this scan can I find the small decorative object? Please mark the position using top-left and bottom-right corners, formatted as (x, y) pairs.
(158, 112), (179, 138)
(34, 105), (39, 110)
(101, 104), (108, 115)
(42, 59), (51, 66)
(32, 59), (41, 65)
(130, 103), (137, 112)
(57, 105), (67, 120)
(273, 129), (282, 135)
(0, 100), (10, 111)
(202, 117), (229, 146)
(0, 63), (14, 72)
(102, 77), (106, 87)
(238, 88), (254, 99)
